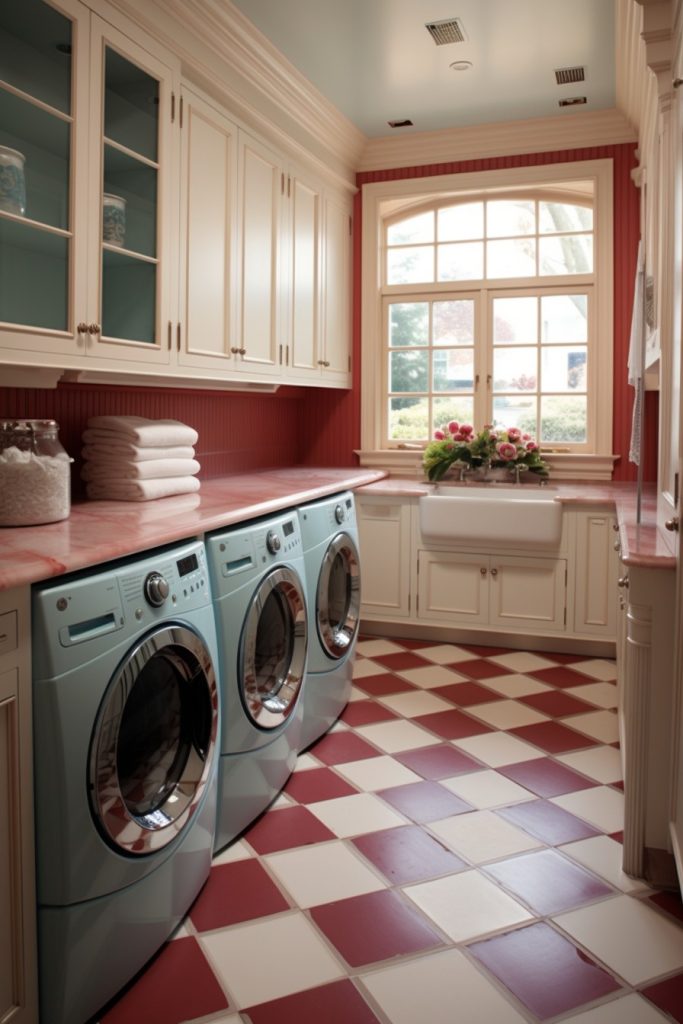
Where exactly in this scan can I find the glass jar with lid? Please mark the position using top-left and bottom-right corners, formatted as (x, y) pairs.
(0, 419), (72, 526)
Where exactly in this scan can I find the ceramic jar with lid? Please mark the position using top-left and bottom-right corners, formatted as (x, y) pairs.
(0, 419), (72, 526)
(0, 145), (26, 216)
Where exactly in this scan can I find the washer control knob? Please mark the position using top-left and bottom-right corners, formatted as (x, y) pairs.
(334, 503), (345, 524)
(144, 572), (170, 606)
(266, 530), (281, 554)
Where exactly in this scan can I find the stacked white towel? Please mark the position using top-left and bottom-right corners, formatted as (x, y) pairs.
(81, 416), (201, 502)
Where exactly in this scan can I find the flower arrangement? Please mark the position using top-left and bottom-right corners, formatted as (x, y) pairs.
(422, 422), (550, 482)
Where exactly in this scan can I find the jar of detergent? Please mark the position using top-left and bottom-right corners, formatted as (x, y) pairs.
(0, 419), (72, 526)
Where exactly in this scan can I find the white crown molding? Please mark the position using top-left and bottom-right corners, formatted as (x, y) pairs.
(358, 108), (637, 173)
(109, 0), (365, 186)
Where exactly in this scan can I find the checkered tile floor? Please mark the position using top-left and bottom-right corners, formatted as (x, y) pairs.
(99, 637), (683, 1024)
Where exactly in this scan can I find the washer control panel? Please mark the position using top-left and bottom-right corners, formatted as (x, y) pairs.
(257, 514), (302, 560)
(144, 571), (170, 607)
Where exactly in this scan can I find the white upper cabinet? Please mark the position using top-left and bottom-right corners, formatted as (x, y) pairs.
(0, 0), (178, 370)
(285, 165), (322, 379)
(321, 191), (353, 386)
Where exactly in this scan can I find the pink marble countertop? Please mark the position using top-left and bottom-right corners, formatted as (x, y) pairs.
(0, 468), (386, 592)
(356, 477), (676, 570)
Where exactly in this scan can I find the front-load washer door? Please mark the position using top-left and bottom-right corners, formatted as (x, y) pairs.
(316, 533), (361, 660)
(89, 624), (219, 855)
(239, 566), (307, 729)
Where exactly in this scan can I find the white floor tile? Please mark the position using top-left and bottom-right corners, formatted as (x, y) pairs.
(348, 685), (368, 701)
(212, 839), (254, 865)
(378, 690), (454, 718)
(551, 786), (624, 833)
(556, 746), (622, 784)
(355, 719), (442, 753)
(558, 836), (650, 894)
(477, 673), (551, 698)
(201, 912), (343, 1006)
(353, 658), (388, 679)
(306, 792), (407, 837)
(396, 664), (469, 689)
(405, 870), (532, 942)
(415, 644), (477, 665)
(293, 752), (322, 771)
(360, 947), (528, 1024)
(355, 639), (405, 657)
(441, 769), (536, 809)
(465, 699), (549, 730)
(565, 682), (618, 709)
(334, 754), (423, 791)
(489, 652), (556, 672)
(572, 659), (618, 681)
(270, 792), (295, 809)
(554, 894), (683, 985)
(561, 993), (670, 1023)
(453, 731), (546, 767)
(563, 710), (620, 743)
(429, 809), (542, 863)
(328, 719), (350, 732)
(264, 840), (385, 907)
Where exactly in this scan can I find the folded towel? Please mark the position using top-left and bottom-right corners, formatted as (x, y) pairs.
(81, 441), (196, 462)
(86, 416), (198, 447)
(81, 458), (201, 481)
(86, 476), (201, 502)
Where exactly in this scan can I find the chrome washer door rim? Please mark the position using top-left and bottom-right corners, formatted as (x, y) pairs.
(239, 566), (307, 729)
(89, 624), (218, 855)
(316, 533), (361, 659)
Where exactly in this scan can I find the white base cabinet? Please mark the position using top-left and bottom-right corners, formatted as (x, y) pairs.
(0, 588), (37, 1024)
(357, 497), (412, 618)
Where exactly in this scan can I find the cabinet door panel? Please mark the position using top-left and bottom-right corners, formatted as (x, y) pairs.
(322, 192), (351, 384)
(417, 550), (488, 624)
(288, 174), (320, 375)
(358, 501), (411, 617)
(490, 556), (566, 631)
(573, 513), (618, 636)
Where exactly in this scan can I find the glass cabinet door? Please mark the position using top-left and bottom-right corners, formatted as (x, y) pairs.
(89, 17), (175, 362)
(0, 0), (87, 349)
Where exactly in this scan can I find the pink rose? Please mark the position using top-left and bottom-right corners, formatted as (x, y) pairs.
(489, 432), (498, 442)
(434, 430), (445, 440)
(525, 441), (538, 452)
(507, 427), (522, 442)
(497, 441), (518, 461)
(447, 421), (459, 434)
(522, 433), (531, 441)
(459, 424), (473, 436)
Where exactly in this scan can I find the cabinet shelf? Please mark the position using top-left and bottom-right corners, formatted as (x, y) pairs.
(0, 0), (72, 114)
(102, 243), (157, 266)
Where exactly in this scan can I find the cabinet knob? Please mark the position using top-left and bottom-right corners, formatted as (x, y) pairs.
(490, 567), (498, 577)
(665, 516), (680, 532)
(613, 540), (621, 552)
(480, 567), (487, 576)
(617, 575), (629, 588)
(317, 359), (326, 366)
(88, 322), (101, 335)
(230, 347), (240, 354)
(239, 348), (246, 355)
(612, 522), (619, 532)
(324, 360), (330, 367)
(77, 321), (89, 334)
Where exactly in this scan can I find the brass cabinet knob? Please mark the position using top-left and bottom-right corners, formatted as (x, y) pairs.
(617, 575), (629, 588)
(665, 516), (680, 532)
(480, 567), (487, 576)
(88, 322), (101, 334)
(490, 567), (498, 577)
(77, 321), (89, 333)
(230, 347), (240, 354)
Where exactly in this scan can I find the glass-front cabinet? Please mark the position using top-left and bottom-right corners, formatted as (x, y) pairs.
(0, 0), (177, 368)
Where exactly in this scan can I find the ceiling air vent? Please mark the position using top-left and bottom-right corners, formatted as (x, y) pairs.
(559, 96), (587, 107)
(555, 66), (585, 85)
(388, 118), (414, 128)
(425, 18), (466, 45)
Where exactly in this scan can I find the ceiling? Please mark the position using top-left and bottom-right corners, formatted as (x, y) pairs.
(230, 0), (616, 140)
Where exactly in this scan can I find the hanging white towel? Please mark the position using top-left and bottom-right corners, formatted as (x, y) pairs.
(81, 458), (201, 481)
(86, 416), (198, 447)
(628, 241), (645, 466)
(86, 476), (201, 502)
(81, 441), (196, 462)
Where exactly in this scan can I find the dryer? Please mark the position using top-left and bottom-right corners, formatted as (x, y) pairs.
(206, 510), (308, 851)
(32, 540), (220, 1024)
(298, 491), (361, 749)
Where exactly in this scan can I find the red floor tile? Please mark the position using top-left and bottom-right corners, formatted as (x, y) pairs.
(543, 652), (593, 665)
(460, 644), (514, 657)
(101, 936), (229, 1024)
(642, 972), (683, 1022)
(484, 849), (613, 915)
(498, 757), (598, 798)
(355, 673), (417, 697)
(395, 743), (484, 779)
(498, 800), (600, 845)
(377, 780), (473, 823)
(432, 681), (501, 706)
(610, 830), (624, 843)
(308, 731), (380, 765)
(456, 659), (512, 680)
(340, 700), (399, 726)
(647, 891), (683, 923)
(469, 922), (621, 1019)
(529, 665), (600, 688)
(310, 889), (443, 967)
(189, 859), (289, 931)
(283, 766), (358, 804)
(413, 708), (494, 740)
(612, 780), (624, 792)
(246, 979), (382, 1024)
(394, 638), (442, 650)
(519, 690), (595, 718)
(244, 805), (336, 854)
(510, 721), (597, 753)
(371, 651), (430, 671)
(352, 825), (466, 884)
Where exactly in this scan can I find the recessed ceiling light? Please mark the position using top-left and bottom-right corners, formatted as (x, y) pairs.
(387, 118), (414, 128)
(450, 60), (473, 72)
(559, 96), (587, 107)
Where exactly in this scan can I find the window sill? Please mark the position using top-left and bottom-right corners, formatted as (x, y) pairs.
(355, 449), (619, 481)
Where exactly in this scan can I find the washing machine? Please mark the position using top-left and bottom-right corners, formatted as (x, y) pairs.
(206, 510), (308, 851)
(31, 539), (220, 1024)
(297, 491), (361, 750)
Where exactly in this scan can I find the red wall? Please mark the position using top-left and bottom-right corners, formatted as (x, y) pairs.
(0, 142), (655, 482)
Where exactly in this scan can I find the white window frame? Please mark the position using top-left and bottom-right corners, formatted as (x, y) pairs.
(359, 159), (615, 479)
